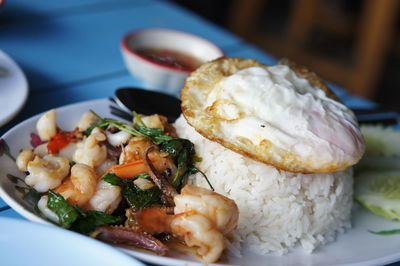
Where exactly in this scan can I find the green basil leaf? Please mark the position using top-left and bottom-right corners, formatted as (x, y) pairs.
(82, 121), (110, 136)
(152, 134), (176, 145)
(134, 173), (150, 179)
(102, 172), (122, 186)
(134, 125), (176, 145)
(47, 190), (79, 228)
(134, 125), (164, 137)
(159, 139), (184, 158)
(122, 183), (161, 210)
(160, 138), (198, 191)
(82, 125), (96, 136)
(171, 149), (189, 188)
(70, 208), (122, 235)
(103, 172), (159, 210)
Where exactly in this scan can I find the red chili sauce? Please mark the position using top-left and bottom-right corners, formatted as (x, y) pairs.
(135, 47), (202, 72)
(47, 132), (76, 154)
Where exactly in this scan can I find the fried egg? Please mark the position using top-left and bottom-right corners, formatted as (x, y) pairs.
(181, 57), (365, 173)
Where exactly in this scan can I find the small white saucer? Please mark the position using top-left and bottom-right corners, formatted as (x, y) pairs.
(0, 50), (28, 127)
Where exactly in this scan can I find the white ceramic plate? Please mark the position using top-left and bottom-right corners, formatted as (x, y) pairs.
(1, 99), (400, 266)
(0, 50), (28, 127)
(0, 216), (144, 266)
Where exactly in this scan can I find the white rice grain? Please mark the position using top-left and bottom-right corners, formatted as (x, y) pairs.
(174, 115), (353, 255)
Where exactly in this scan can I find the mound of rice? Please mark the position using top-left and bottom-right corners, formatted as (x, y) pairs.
(174, 115), (353, 255)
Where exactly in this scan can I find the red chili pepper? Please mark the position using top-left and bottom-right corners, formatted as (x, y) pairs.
(47, 132), (76, 154)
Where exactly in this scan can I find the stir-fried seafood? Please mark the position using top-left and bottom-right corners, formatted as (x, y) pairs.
(129, 185), (239, 262)
(15, 109), (239, 263)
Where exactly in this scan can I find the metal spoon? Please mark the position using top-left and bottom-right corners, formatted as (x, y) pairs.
(113, 88), (181, 122)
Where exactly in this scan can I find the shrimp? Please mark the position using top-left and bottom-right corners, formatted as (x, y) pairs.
(54, 163), (98, 208)
(33, 143), (48, 157)
(139, 114), (167, 130)
(77, 111), (96, 131)
(174, 185), (239, 234)
(25, 155), (70, 192)
(73, 127), (107, 168)
(36, 109), (57, 141)
(132, 207), (225, 263)
(120, 137), (176, 175)
(171, 211), (225, 263)
(86, 180), (122, 214)
(171, 185), (238, 262)
(16, 149), (35, 171)
(133, 185), (239, 263)
(96, 159), (117, 176)
(119, 137), (150, 163)
(106, 130), (131, 147)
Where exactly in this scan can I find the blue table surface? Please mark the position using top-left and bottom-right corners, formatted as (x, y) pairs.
(0, 0), (385, 264)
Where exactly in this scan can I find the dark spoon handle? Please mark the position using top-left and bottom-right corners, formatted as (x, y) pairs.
(115, 88), (181, 122)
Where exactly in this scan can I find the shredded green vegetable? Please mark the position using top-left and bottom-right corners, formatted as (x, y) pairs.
(369, 229), (400, 235)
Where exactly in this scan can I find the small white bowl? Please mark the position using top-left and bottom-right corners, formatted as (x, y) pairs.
(120, 28), (223, 95)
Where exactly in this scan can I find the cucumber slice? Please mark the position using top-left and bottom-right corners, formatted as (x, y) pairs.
(361, 125), (400, 157)
(354, 170), (400, 220)
(355, 125), (400, 174)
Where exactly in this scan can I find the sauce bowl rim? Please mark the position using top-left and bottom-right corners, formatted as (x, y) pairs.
(120, 28), (224, 74)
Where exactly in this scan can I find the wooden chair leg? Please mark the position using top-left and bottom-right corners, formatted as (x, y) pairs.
(226, 0), (399, 99)
(352, 0), (399, 98)
(285, 0), (318, 46)
(227, 0), (267, 40)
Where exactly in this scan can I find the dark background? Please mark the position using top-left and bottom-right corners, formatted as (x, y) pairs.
(171, 0), (400, 112)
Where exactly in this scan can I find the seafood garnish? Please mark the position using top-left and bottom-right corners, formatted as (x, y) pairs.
(95, 226), (168, 255)
(144, 145), (177, 206)
(14, 109), (239, 263)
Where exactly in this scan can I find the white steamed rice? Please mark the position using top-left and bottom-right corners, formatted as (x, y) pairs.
(174, 115), (353, 255)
